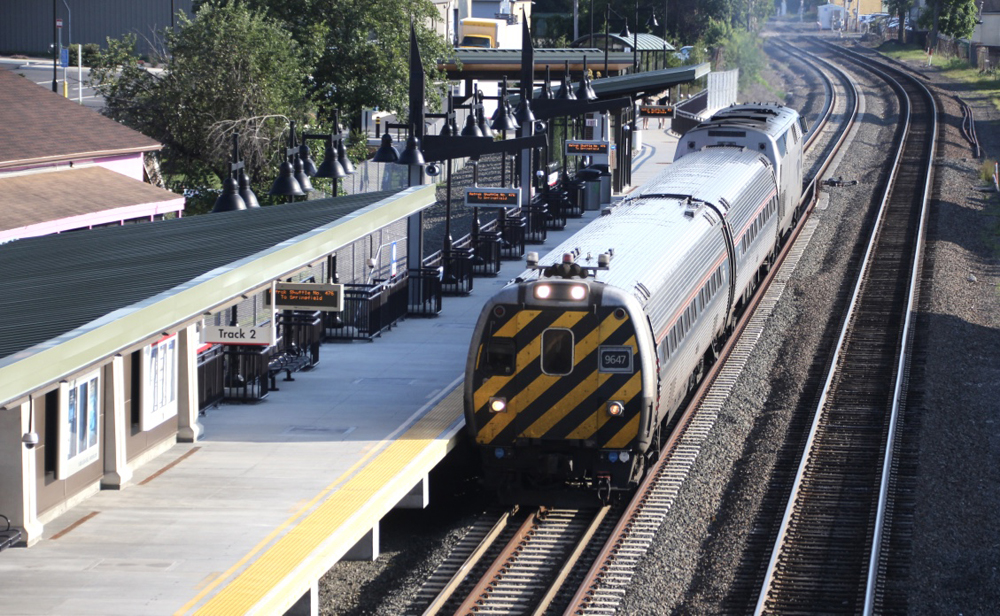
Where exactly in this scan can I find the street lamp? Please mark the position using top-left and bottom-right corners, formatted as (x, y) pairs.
(212, 134), (259, 212)
(269, 121), (311, 198)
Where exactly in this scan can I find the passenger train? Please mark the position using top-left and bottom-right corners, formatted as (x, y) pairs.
(463, 103), (807, 504)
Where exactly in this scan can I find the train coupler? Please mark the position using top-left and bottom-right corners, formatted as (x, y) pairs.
(596, 474), (612, 504)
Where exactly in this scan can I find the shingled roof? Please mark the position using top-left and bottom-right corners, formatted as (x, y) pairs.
(0, 68), (160, 169)
(0, 166), (184, 241)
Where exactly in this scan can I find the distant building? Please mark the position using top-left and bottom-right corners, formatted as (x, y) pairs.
(431, 0), (533, 46)
(0, 0), (194, 57)
(0, 69), (184, 243)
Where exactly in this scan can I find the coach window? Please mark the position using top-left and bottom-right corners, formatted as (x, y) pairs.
(484, 337), (517, 376)
(541, 329), (574, 375)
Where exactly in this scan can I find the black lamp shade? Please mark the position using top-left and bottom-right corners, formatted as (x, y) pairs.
(315, 142), (347, 178)
(556, 75), (577, 100)
(237, 170), (259, 208)
(646, 14), (659, 29)
(212, 176), (247, 212)
(336, 140), (356, 175)
(620, 22), (632, 39)
(371, 133), (400, 163)
(299, 144), (318, 176)
(293, 156), (314, 192)
(514, 99), (535, 124)
(491, 102), (520, 131)
(396, 134), (425, 166)
(477, 108), (494, 138)
(269, 160), (306, 196)
(461, 113), (483, 137)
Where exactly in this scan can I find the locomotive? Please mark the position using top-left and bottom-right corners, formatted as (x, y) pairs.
(463, 103), (807, 504)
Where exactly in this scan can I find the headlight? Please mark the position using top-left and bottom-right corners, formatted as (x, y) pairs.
(534, 284), (552, 299)
(607, 401), (625, 416)
(570, 285), (586, 300)
(489, 397), (507, 413)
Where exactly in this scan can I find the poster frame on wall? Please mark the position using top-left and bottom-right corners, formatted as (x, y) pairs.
(140, 333), (179, 431)
(57, 369), (102, 480)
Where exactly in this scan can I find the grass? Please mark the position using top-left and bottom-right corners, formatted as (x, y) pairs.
(878, 41), (1000, 111)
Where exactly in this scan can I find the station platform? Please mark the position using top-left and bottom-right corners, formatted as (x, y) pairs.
(0, 130), (677, 616)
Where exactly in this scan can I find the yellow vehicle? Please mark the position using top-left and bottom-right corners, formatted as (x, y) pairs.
(457, 18), (519, 49)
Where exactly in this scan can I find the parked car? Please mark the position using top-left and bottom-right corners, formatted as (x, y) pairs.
(673, 46), (695, 61)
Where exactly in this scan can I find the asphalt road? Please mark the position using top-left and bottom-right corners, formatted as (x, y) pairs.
(1, 58), (103, 110)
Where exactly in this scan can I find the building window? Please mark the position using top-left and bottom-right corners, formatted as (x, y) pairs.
(57, 369), (101, 480)
(141, 333), (179, 431)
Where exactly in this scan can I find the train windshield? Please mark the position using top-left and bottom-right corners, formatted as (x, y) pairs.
(541, 329), (574, 375)
(483, 337), (516, 376)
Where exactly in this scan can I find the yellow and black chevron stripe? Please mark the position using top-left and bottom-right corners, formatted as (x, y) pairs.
(471, 306), (643, 450)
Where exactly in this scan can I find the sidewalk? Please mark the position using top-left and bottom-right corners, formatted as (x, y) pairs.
(629, 124), (679, 189)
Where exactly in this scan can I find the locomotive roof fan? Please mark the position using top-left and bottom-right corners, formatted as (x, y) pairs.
(527, 249), (614, 279)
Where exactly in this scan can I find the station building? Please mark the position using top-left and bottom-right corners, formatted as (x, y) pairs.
(0, 68), (184, 242)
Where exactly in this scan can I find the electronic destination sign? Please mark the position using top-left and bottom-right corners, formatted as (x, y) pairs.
(464, 187), (521, 208)
(565, 140), (609, 156)
(267, 283), (344, 312)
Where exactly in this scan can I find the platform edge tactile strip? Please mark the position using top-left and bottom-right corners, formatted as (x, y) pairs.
(185, 387), (465, 616)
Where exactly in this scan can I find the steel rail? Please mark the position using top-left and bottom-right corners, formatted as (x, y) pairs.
(531, 506), (610, 616)
(564, 42), (860, 616)
(420, 509), (514, 616)
(752, 42), (936, 615)
(857, 49), (937, 616)
(454, 508), (543, 615)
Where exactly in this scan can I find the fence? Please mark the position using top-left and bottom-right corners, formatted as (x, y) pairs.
(197, 344), (225, 412)
(326, 277), (409, 341)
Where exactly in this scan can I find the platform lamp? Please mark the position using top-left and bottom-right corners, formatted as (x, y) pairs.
(577, 56), (598, 101)
(213, 134), (256, 212)
(555, 61), (577, 100)
(475, 90), (494, 138)
(305, 110), (354, 196)
(371, 130), (401, 163)
(269, 121), (310, 199)
(492, 76), (519, 188)
(396, 128), (426, 167)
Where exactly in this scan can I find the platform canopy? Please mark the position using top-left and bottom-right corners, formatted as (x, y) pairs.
(441, 48), (636, 80)
(570, 32), (675, 52)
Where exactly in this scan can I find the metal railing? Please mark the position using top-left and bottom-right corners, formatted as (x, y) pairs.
(408, 267), (443, 316)
(500, 211), (526, 259)
(197, 344), (225, 411)
(222, 344), (271, 402)
(326, 276), (409, 341)
(524, 201), (549, 244)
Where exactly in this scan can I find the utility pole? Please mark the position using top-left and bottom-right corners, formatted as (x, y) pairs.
(52, 0), (58, 92)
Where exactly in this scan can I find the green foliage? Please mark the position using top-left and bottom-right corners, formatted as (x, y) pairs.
(67, 43), (101, 67)
(980, 159), (997, 184)
(713, 25), (766, 89)
(226, 0), (456, 124)
(919, 0), (979, 40)
(90, 2), (311, 194)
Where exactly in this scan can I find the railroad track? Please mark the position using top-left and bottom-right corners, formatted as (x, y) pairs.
(410, 506), (619, 615)
(408, 38), (864, 616)
(751, 41), (937, 615)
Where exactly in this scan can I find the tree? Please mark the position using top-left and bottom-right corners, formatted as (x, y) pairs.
(91, 2), (311, 205)
(202, 0), (456, 125)
(884, 0), (913, 43)
(920, 0), (979, 48)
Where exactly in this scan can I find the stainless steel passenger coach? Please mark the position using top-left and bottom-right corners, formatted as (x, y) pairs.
(464, 103), (807, 504)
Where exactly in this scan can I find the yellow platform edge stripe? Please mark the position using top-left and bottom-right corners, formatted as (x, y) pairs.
(184, 387), (465, 615)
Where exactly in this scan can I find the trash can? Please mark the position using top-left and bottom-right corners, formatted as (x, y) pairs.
(590, 164), (612, 205)
(577, 168), (603, 211)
